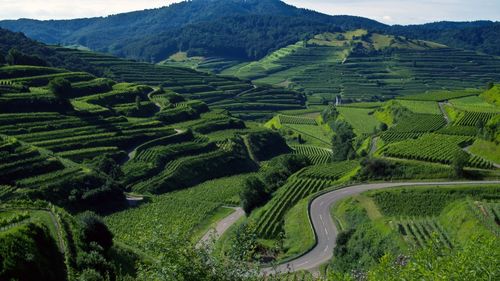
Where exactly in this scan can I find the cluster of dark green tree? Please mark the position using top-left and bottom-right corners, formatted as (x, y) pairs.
(74, 211), (117, 281)
(478, 115), (500, 144)
(120, 15), (342, 61)
(244, 130), (292, 161)
(389, 21), (500, 56)
(0, 222), (67, 281)
(0, 206), (117, 281)
(321, 105), (357, 161)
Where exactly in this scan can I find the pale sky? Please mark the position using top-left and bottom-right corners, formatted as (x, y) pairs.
(0, 0), (499, 25)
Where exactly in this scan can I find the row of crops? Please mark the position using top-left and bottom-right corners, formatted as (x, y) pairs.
(295, 161), (359, 181)
(380, 132), (424, 143)
(256, 178), (330, 238)
(0, 135), (64, 185)
(122, 138), (216, 186)
(389, 114), (446, 133)
(381, 134), (493, 169)
(374, 94), (497, 168)
(372, 90), (499, 170)
(435, 125), (478, 137)
(469, 200), (500, 236)
(0, 134), (93, 193)
(455, 111), (498, 126)
(393, 217), (453, 248)
(0, 59), (269, 211)
(277, 114), (317, 125)
(449, 96), (500, 113)
(0, 112), (176, 161)
(291, 145), (333, 164)
(379, 113), (446, 143)
(399, 89), (481, 102)
(131, 144), (253, 194)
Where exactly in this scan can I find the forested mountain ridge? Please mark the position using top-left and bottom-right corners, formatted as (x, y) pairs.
(0, 28), (99, 74)
(0, 0), (385, 61)
(389, 21), (500, 56)
(1, 0), (498, 62)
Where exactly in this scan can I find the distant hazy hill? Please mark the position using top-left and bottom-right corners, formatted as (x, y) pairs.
(0, 0), (498, 62)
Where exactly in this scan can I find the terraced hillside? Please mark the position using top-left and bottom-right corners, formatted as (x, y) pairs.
(224, 30), (500, 102)
(52, 47), (305, 119)
(0, 62), (293, 212)
(1, 20), (500, 281)
(159, 52), (241, 73)
(373, 89), (500, 168)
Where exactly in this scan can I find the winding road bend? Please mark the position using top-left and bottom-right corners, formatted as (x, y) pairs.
(256, 180), (500, 275)
(197, 181), (500, 273)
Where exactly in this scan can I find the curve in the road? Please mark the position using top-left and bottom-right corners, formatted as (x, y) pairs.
(261, 180), (500, 275)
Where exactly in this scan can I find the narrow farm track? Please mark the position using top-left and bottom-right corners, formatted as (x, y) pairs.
(118, 90), (166, 164)
(0, 209), (66, 253)
(369, 137), (378, 155)
(147, 91), (163, 111)
(260, 180), (500, 275)
(124, 128), (186, 162)
(438, 102), (451, 124)
(198, 207), (245, 247)
(47, 210), (66, 253)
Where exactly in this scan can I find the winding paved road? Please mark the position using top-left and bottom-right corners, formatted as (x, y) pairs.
(258, 180), (500, 275)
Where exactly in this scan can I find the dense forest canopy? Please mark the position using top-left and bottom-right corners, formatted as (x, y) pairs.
(388, 21), (500, 56)
(0, 28), (99, 74)
(1, 0), (498, 62)
(0, 0), (384, 62)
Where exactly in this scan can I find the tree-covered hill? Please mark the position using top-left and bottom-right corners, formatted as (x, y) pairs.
(389, 21), (500, 56)
(0, 28), (99, 74)
(1, 0), (499, 62)
(0, 0), (386, 62)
